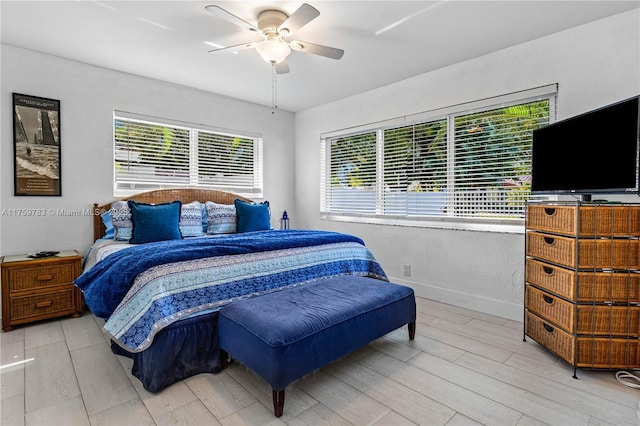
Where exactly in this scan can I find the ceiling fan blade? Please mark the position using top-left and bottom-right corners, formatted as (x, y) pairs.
(278, 3), (319, 36)
(208, 41), (258, 54)
(275, 61), (290, 74)
(290, 40), (344, 60)
(205, 5), (260, 33)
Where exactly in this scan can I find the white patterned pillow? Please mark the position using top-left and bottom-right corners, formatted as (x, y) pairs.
(205, 201), (237, 234)
(110, 200), (132, 241)
(179, 201), (204, 237)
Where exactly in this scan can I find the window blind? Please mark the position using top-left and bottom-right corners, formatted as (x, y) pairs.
(451, 100), (550, 219)
(326, 131), (377, 214)
(383, 119), (448, 216)
(321, 87), (555, 224)
(114, 113), (262, 195)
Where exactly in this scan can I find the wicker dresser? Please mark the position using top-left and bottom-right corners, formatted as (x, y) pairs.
(524, 202), (640, 376)
(1, 251), (82, 332)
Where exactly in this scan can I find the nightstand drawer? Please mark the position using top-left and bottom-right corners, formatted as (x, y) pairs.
(8, 263), (76, 292)
(9, 288), (77, 321)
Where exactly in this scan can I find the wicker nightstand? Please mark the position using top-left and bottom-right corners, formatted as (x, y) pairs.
(1, 250), (83, 332)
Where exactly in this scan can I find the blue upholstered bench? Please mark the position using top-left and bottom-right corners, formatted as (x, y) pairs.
(217, 275), (416, 417)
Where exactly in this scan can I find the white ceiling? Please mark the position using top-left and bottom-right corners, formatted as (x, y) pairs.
(2, 1), (638, 112)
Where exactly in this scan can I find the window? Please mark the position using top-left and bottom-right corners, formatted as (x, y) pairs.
(321, 86), (556, 226)
(114, 112), (262, 196)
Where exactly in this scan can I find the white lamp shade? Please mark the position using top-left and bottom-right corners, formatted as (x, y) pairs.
(256, 40), (291, 64)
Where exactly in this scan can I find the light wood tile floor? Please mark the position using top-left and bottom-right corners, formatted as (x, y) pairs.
(1, 297), (639, 426)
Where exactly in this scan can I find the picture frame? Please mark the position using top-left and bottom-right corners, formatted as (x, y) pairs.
(12, 93), (61, 196)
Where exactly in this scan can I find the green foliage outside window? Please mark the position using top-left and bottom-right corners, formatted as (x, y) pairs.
(383, 120), (448, 192)
(330, 132), (377, 189)
(114, 116), (261, 193)
(325, 98), (550, 219)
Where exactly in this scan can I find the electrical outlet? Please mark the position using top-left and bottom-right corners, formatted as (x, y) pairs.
(402, 264), (411, 277)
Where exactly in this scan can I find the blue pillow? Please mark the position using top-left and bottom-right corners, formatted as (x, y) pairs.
(128, 200), (182, 244)
(101, 210), (115, 239)
(234, 199), (271, 232)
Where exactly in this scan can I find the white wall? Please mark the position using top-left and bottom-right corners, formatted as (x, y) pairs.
(294, 10), (640, 320)
(2, 10), (638, 321)
(0, 45), (295, 257)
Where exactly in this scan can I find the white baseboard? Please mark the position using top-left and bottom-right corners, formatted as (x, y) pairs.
(390, 277), (523, 322)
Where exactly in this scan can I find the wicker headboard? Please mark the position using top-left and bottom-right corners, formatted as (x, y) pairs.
(93, 188), (253, 242)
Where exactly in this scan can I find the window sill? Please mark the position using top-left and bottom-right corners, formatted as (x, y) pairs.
(320, 213), (525, 234)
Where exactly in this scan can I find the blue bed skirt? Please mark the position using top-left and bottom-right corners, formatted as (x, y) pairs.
(111, 311), (222, 392)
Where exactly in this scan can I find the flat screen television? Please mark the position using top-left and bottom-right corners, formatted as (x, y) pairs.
(531, 96), (640, 201)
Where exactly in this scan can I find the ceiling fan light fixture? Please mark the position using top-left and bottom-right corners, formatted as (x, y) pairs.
(256, 40), (291, 64)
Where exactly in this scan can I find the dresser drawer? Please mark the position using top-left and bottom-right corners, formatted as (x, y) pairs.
(525, 311), (575, 365)
(9, 288), (77, 322)
(526, 284), (640, 335)
(8, 263), (77, 293)
(576, 238), (640, 270)
(576, 305), (640, 336)
(526, 259), (575, 300)
(576, 336), (640, 369)
(526, 284), (574, 332)
(527, 204), (640, 237)
(526, 311), (640, 369)
(526, 231), (640, 269)
(526, 258), (640, 302)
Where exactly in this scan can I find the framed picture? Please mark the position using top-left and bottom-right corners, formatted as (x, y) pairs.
(13, 93), (61, 196)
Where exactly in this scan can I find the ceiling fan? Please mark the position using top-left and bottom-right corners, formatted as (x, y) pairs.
(204, 3), (344, 74)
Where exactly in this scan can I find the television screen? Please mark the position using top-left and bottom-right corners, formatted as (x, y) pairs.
(531, 96), (639, 198)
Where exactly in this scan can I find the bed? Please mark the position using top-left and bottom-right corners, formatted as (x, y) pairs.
(76, 188), (388, 392)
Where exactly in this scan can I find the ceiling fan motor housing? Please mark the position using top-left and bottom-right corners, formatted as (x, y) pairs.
(258, 10), (288, 36)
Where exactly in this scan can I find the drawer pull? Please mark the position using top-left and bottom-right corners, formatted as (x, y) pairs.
(543, 323), (555, 333)
(543, 237), (555, 245)
(543, 295), (555, 305)
(544, 208), (556, 216)
(542, 266), (554, 275)
(36, 274), (53, 281)
(35, 301), (53, 308)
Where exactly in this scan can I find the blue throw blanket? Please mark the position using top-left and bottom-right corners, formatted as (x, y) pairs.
(76, 230), (387, 352)
(76, 230), (371, 319)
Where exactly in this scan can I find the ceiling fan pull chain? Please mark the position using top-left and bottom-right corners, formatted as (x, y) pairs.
(272, 64), (278, 114)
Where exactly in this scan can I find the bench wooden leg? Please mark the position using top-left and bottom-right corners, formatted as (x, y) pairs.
(273, 389), (285, 417)
(408, 321), (416, 340)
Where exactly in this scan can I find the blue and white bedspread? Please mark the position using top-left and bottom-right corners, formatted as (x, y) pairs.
(75, 230), (387, 352)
